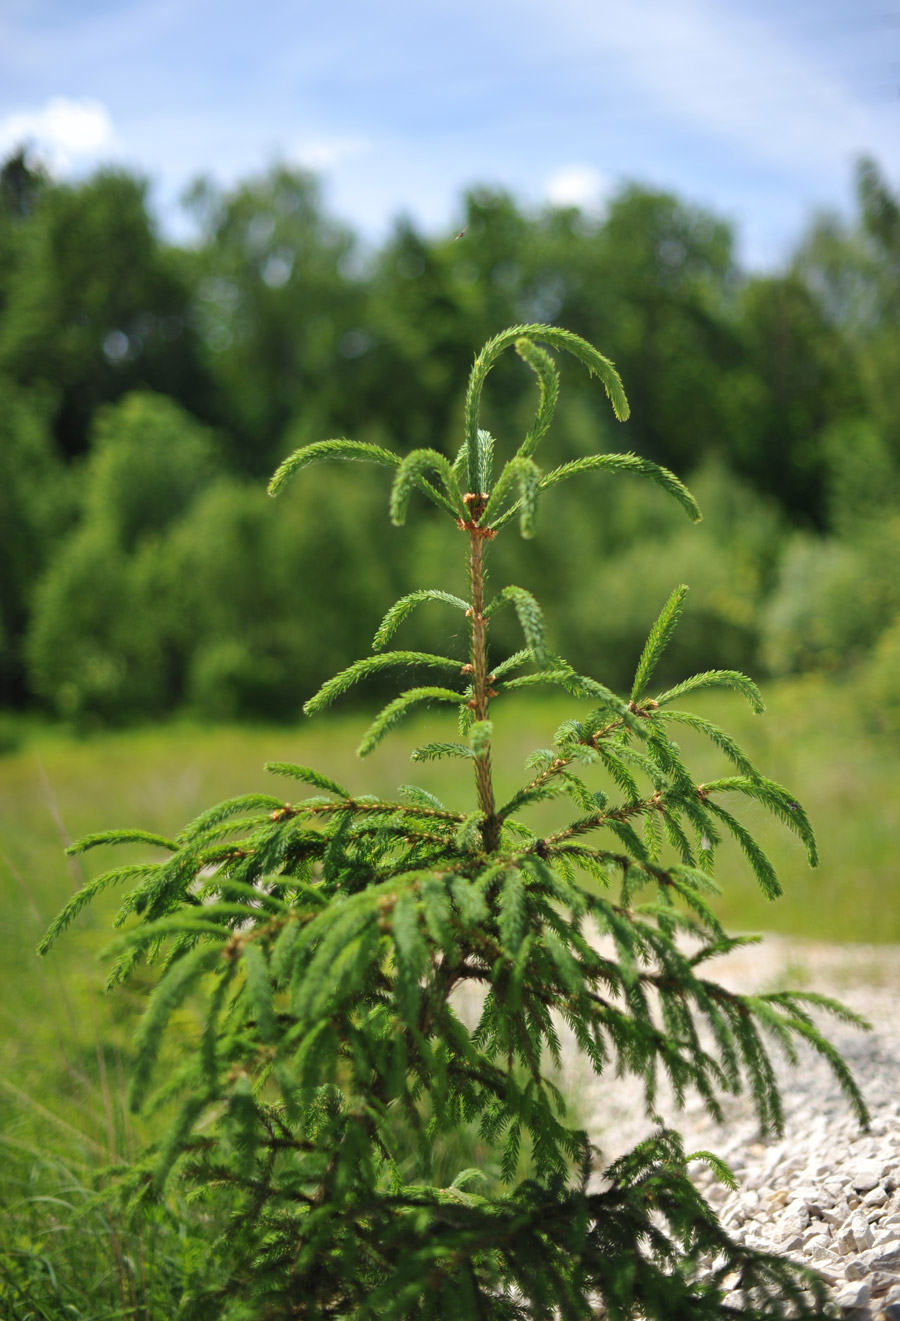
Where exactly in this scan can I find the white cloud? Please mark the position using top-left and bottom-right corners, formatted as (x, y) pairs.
(0, 95), (116, 171)
(288, 135), (369, 172)
(544, 164), (610, 213)
(516, 0), (900, 181)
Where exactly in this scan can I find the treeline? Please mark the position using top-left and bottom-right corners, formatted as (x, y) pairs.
(1, 150), (899, 729)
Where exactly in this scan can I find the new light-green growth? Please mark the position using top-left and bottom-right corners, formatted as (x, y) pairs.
(42, 324), (867, 1320)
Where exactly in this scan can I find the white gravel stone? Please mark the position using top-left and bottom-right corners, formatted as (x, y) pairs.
(851, 1211), (876, 1250)
(571, 935), (900, 1313)
(865, 1242), (900, 1272)
(836, 1226), (857, 1255)
(834, 1279), (870, 1309)
(845, 1258), (870, 1281)
(782, 1206), (809, 1237)
(824, 1201), (853, 1227)
(853, 1161), (888, 1193)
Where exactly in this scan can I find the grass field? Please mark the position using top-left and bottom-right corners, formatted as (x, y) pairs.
(0, 673), (896, 1314)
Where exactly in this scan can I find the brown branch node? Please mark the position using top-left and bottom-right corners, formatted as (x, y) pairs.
(456, 517), (496, 538)
(463, 491), (489, 520)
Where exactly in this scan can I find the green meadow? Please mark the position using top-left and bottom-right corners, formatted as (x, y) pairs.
(1, 675), (896, 1314)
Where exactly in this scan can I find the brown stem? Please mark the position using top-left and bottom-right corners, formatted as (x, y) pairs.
(306, 800), (465, 822)
(466, 507), (500, 852)
(540, 796), (656, 848)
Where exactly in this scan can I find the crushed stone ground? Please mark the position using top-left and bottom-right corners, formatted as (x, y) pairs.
(571, 937), (900, 1319)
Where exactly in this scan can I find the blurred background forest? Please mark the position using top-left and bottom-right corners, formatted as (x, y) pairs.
(2, 147), (900, 737)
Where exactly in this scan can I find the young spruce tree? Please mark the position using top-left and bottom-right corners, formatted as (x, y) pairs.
(41, 325), (868, 1320)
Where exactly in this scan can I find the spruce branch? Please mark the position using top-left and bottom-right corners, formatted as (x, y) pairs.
(357, 687), (465, 756)
(464, 324), (629, 491)
(631, 584), (689, 701)
(656, 668), (765, 713)
(531, 452), (702, 524)
(481, 455), (542, 535)
(488, 648), (533, 681)
(410, 741), (475, 762)
(472, 427), (495, 494)
(65, 828), (178, 855)
(389, 448), (464, 524)
(304, 651), (461, 715)
(175, 792), (296, 843)
(657, 709), (758, 777)
(373, 590), (468, 650)
(37, 864), (159, 954)
(128, 943), (223, 1109)
(264, 763), (350, 797)
(701, 775), (818, 866)
(270, 436), (458, 522)
(268, 437), (402, 495)
(305, 798), (465, 823)
(513, 336), (560, 461)
(484, 586), (549, 668)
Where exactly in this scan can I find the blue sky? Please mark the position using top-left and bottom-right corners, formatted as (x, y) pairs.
(1, 0), (898, 267)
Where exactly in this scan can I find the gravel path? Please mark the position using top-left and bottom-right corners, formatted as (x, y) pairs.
(573, 937), (900, 1319)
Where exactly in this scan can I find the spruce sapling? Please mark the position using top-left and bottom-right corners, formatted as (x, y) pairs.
(41, 323), (869, 1320)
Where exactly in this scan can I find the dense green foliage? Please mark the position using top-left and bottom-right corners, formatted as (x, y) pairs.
(35, 328), (868, 1319)
(2, 149), (899, 726)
